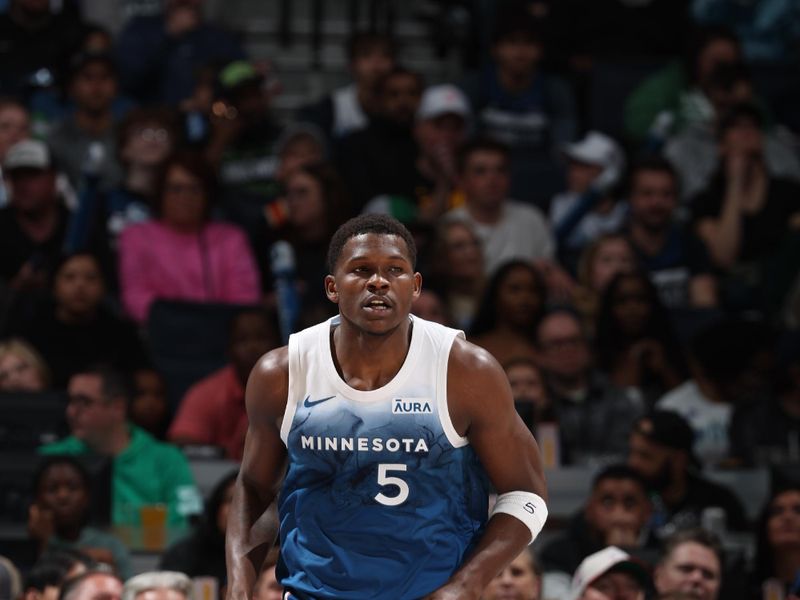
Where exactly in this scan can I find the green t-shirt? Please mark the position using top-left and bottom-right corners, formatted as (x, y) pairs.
(40, 425), (202, 528)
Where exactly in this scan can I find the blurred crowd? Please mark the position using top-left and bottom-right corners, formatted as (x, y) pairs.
(1, 0), (800, 599)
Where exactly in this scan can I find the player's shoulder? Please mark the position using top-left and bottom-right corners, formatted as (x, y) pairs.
(448, 336), (505, 381)
(252, 346), (289, 380)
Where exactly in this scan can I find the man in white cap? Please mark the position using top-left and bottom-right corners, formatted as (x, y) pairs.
(570, 546), (651, 600)
(362, 83), (471, 223)
(0, 139), (62, 291)
(549, 130), (626, 268)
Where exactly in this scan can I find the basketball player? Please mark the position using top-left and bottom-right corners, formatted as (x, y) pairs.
(226, 215), (548, 599)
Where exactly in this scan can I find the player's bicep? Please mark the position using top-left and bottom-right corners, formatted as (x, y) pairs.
(450, 343), (546, 499)
(239, 349), (289, 497)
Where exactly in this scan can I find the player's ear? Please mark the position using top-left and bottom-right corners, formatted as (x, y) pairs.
(412, 272), (422, 299)
(324, 275), (339, 303)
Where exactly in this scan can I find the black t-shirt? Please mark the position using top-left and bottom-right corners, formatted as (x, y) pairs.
(692, 176), (800, 263)
(628, 225), (714, 309)
(659, 472), (749, 532)
(0, 204), (69, 284)
(731, 397), (800, 466)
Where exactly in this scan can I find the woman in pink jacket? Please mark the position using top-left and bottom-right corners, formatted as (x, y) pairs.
(119, 152), (261, 323)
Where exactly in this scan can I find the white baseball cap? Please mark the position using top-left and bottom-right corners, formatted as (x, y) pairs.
(416, 84), (471, 121)
(570, 546), (650, 600)
(4, 139), (51, 171)
(561, 131), (624, 171)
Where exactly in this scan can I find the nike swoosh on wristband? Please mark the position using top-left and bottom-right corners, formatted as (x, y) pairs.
(303, 395), (335, 408)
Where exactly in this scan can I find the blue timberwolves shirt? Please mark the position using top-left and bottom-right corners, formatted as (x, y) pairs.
(278, 315), (490, 599)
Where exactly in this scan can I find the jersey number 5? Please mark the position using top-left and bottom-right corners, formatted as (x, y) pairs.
(375, 464), (409, 506)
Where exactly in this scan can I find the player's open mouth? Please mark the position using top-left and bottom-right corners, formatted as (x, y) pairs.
(363, 298), (391, 312)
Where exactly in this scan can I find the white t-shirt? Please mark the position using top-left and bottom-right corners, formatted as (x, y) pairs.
(657, 380), (732, 467)
(446, 201), (554, 275)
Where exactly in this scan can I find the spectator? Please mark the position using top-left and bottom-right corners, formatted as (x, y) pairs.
(624, 26), (742, 144)
(168, 308), (279, 459)
(692, 103), (800, 311)
(692, 0), (800, 64)
(9, 252), (148, 388)
(129, 368), (170, 440)
(104, 108), (181, 246)
(59, 571), (122, 600)
(0, 0), (86, 96)
(627, 410), (748, 535)
(461, 7), (576, 205)
(505, 357), (553, 429)
(624, 158), (717, 310)
(731, 333), (800, 466)
(483, 547), (541, 600)
(363, 83), (471, 224)
(535, 308), (646, 465)
(659, 317), (773, 467)
(336, 66), (423, 212)
(427, 220), (485, 330)
(0, 555), (22, 600)
(753, 485), (800, 599)
(594, 272), (686, 405)
(411, 289), (451, 327)
(542, 465), (658, 576)
(118, 151), (261, 324)
(27, 456), (132, 578)
(664, 63), (800, 201)
(40, 365), (202, 529)
(0, 337), (49, 391)
(654, 528), (722, 600)
(114, 0), (245, 105)
(0, 140), (108, 294)
(0, 97), (30, 207)
(47, 52), (125, 193)
(22, 551), (86, 600)
(468, 260), (546, 366)
(208, 60), (284, 240)
(160, 471), (237, 589)
(273, 124), (327, 183)
(268, 163), (350, 322)
(298, 31), (396, 141)
(550, 131), (627, 270)
(445, 138), (554, 275)
(569, 546), (650, 600)
(573, 234), (636, 334)
(122, 572), (192, 600)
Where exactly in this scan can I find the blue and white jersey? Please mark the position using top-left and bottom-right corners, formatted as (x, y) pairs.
(278, 315), (489, 599)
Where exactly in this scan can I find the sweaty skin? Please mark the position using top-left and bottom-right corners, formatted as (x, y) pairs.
(225, 233), (547, 600)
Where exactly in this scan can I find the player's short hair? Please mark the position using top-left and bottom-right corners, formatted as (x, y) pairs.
(327, 214), (417, 273)
(592, 464), (649, 497)
(660, 528), (724, 567)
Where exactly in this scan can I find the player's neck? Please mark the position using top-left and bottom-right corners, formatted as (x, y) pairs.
(331, 319), (413, 391)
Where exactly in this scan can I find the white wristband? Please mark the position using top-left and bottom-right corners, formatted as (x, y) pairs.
(490, 491), (548, 544)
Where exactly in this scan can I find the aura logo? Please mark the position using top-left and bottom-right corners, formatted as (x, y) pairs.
(392, 398), (432, 414)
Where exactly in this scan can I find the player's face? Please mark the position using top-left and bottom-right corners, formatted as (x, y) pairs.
(654, 542), (721, 600)
(327, 233), (421, 336)
(483, 551), (540, 600)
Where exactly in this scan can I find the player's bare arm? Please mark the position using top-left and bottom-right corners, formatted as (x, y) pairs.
(428, 337), (547, 599)
(226, 347), (289, 600)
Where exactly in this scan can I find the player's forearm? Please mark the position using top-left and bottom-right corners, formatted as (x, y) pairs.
(225, 482), (278, 599)
(433, 514), (533, 598)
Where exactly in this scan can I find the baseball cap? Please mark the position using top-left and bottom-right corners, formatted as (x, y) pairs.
(4, 139), (51, 171)
(416, 84), (471, 121)
(570, 546), (650, 600)
(562, 131), (624, 171)
(633, 410), (702, 469)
